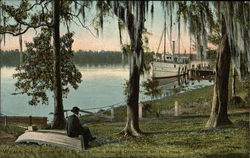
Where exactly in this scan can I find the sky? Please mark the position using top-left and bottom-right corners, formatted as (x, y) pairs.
(2, 1), (193, 54)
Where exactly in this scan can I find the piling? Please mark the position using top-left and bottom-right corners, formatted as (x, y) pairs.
(4, 116), (7, 127)
(139, 103), (143, 119)
(29, 116), (33, 126)
(174, 101), (179, 116)
(110, 106), (114, 121)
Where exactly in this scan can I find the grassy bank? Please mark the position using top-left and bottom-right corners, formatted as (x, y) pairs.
(0, 82), (249, 158)
(0, 113), (249, 158)
(112, 83), (249, 121)
(111, 85), (214, 121)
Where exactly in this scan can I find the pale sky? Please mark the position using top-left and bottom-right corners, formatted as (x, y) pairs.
(2, 1), (194, 54)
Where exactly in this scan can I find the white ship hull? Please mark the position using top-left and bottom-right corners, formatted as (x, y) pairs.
(150, 61), (188, 80)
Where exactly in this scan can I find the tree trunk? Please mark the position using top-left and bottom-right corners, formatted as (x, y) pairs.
(117, 2), (145, 136)
(52, 0), (65, 129)
(19, 35), (23, 65)
(205, 18), (232, 128)
(19, 24), (23, 65)
(120, 56), (142, 136)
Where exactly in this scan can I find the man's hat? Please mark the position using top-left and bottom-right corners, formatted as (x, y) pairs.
(71, 106), (80, 113)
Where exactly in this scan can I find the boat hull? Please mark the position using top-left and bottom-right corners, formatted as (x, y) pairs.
(150, 61), (188, 80)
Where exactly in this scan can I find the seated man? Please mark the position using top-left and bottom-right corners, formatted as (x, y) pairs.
(66, 106), (96, 149)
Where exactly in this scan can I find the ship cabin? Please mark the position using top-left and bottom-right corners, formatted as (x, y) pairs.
(153, 53), (190, 64)
(163, 54), (190, 64)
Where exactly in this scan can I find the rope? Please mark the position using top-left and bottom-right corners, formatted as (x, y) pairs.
(79, 101), (127, 122)
(156, 23), (173, 54)
(156, 28), (164, 53)
(82, 100), (126, 111)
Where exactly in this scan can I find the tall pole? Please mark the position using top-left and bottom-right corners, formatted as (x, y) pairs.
(163, 11), (166, 62)
(178, 16), (181, 55)
(172, 41), (175, 55)
(172, 40), (175, 63)
(0, 43), (1, 116)
(0, 0), (4, 117)
(169, 4), (172, 56)
(189, 36), (192, 60)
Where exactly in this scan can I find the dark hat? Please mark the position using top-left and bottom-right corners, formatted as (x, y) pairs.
(71, 106), (80, 113)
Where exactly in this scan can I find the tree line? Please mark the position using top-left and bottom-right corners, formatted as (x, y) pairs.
(0, 50), (128, 67)
(0, 49), (20, 67)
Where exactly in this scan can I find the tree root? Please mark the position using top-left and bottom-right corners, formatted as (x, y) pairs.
(118, 127), (143, 137)
(205, 115), (232, 129)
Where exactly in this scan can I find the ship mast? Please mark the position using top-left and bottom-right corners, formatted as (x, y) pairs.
(172, 40), (175, 56)
(169, 3), (174, 62)
(189, 36), (192, 60)
(163, 11), (166, 62)
(178, 16), (181, 55)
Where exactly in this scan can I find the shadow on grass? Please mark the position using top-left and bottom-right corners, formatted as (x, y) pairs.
(89, 136), (125, 149)
(15, 139), (113, 151)
(205, 153), (249, 158)
(140, 111), (249, 125)
(142, 121), (249, 137)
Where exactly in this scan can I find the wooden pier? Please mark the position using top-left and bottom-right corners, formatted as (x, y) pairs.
(188, 68), (215, 79)
(0, 116), (47, 125)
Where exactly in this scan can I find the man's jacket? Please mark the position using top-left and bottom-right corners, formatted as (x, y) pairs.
(66, 114), (82, 137)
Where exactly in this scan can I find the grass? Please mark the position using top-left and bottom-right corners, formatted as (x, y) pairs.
(0, 123), (51, 138)
(110, 73), (250, 121)
(0, 113), (249, 158)
(0, 77), (249, 158)
(102, 85), (214, 121)
(0, 124), (26, 138)
(110, 84), (249, 120)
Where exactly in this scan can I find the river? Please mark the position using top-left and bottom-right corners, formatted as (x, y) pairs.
(0, 64), (214, 122)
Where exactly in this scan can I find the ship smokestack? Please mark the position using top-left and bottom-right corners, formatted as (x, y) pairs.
(172, 41), (175, 55)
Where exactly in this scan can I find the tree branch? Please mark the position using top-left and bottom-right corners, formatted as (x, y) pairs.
(0, 22), (54, 36)
(65, 11), (97, 38)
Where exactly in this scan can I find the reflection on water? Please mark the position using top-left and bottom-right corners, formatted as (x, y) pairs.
(1, 65), (131, 122)
(78, 66), (129, 80)
(1, 66), (17, 78)
(0, 65), (214, 122)
(155, 75), (214, 98)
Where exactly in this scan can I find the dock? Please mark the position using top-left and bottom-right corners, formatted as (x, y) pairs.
(188, 68), (215, 79)
(0, 116), (47, 125)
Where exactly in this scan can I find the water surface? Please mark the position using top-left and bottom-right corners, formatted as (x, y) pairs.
(0, 64), (214, 121)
